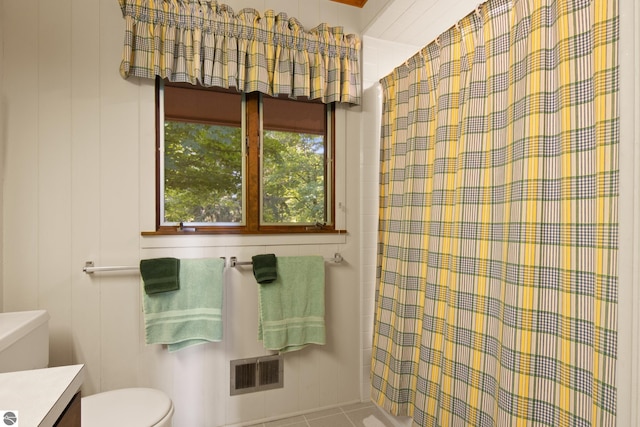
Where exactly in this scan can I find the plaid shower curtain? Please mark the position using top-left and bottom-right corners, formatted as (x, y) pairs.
(371, 0), (619, 425)
(117, 0), (361, 104)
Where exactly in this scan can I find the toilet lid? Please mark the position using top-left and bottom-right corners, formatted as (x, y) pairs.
(82, 388), (173, 427)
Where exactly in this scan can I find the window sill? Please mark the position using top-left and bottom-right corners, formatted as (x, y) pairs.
(142, 228), (347, 236)
(140, 230), (349, 249)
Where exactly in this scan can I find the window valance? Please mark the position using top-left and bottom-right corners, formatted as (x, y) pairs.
(118, 0), (361, 104)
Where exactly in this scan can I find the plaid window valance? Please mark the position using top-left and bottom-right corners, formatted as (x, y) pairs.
(118, 0), (361, 104)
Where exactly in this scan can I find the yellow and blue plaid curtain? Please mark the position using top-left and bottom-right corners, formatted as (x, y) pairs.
(117, 0), (361, 104)
(371, 0), (619, 425)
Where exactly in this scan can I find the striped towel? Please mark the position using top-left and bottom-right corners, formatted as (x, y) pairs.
(258, 256), (326, 353)
(143, 258), (224, 352)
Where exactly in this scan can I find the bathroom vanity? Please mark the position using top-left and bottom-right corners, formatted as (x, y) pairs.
(0, 364), (84, 426)
(0, 310), (84, 426)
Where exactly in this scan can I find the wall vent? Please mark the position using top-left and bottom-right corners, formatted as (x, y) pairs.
(230, 354), (283, 395)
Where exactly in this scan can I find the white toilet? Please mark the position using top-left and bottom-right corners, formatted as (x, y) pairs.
(0, 309), (174, 427)
(82, 387), (174, 427)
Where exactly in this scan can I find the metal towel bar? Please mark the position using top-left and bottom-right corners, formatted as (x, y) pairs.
(83, 262), (139, 274)
(83, 253), (343, 274)
(83, 257), (227, 274)
(229, 253), (343, 268)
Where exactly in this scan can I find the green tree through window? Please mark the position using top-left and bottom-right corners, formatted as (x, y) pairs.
(156, 80), (335, 234)
(262, 130), (325, 224)
(164, 121), (243, 224)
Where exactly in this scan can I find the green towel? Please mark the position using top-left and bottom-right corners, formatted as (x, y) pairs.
(258, 256), (326, 353)
(252, 254), (277, 284)
(142, 258), (224, 352)
(140, 257), (180, 295)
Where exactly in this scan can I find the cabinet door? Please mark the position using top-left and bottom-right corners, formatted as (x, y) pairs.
(54, 392), (81, 427)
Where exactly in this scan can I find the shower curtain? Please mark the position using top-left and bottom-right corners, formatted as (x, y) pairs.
(370, 0), (619, 426)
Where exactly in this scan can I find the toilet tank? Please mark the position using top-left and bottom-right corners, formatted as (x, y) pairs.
(0, 310), (50, 373)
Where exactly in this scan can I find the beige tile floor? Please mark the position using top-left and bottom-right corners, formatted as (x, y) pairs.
(246, 401), (396, 427)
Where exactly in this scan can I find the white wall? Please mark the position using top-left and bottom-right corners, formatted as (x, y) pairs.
(616, 0), (639, 424)
(0, 1), (365, 426)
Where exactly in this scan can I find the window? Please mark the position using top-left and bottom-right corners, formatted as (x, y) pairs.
(153, 79), (336, 234)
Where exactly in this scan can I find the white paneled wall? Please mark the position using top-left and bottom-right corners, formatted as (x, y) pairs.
(69, 0), (103, 396)
(1, 1), (364, 426)
(616, 0), (640, 424)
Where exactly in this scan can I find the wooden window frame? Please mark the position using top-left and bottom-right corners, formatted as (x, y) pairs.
(330, 0), (368, 7)
(144, 79), (339, 236)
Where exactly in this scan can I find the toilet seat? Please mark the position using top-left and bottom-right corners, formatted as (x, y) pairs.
(81, 387), (174, 427)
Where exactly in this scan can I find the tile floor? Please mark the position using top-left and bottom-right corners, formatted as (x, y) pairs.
(246, 401), (396, 427)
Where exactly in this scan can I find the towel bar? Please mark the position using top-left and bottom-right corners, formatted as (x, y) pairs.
(83, 254), (341, 273)
(83, 262), (139, 274)
(83, 257), (228, 274)
(229, 253), (343, 268)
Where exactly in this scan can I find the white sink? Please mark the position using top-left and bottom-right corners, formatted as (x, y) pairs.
(0, 310), (50, 373)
